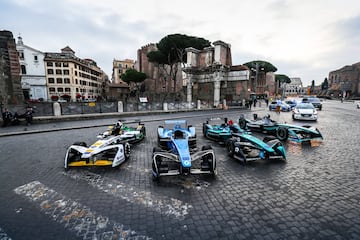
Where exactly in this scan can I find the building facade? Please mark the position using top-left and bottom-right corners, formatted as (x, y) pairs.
(0, 30), (24, 106)
(16, 36), (47, 101)
(112, 59), (135, 84)
(283, 77), (306, 96)
(328, 62), (360, 98)
(44, 46), (106, 102)
(137, 43), (183, 101)
(184, 41), (250, 107)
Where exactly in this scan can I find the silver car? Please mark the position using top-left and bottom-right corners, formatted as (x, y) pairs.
(292, 103), (318, 121)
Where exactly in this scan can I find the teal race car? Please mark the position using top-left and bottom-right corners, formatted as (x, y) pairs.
(203, 117), (286, 164)
(202, 117), (247, 144)
(238, 114), (323, 143)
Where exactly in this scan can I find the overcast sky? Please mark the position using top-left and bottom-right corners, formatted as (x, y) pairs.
(1, 0), (360, 86)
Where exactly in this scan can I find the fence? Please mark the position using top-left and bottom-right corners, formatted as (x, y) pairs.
(2, 100), (211, 117)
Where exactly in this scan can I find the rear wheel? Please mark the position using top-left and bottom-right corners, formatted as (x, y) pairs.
(276, 127), (288, 141)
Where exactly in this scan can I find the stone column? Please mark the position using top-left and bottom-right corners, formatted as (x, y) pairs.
(186, 75), (192, 108)
(213, 72), (221, 107)
(53, 102), (61, 116)
(118, 101), (123, 112)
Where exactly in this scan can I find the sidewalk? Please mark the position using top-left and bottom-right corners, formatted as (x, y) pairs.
(0, 106), (250, 137)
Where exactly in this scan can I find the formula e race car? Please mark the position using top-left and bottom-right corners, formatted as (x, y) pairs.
(238, 114), (323, 143)
(226, 134), (286, 164)
(152, 120), (217, 180)
(97, 120), (146, 144)
(64, 136), (131, 169)
(202, 117), (247, 144)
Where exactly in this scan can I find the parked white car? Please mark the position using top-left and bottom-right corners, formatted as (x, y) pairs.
(292, 103), (318, 121)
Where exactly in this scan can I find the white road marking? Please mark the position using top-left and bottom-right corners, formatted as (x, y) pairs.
(14, 181), (151, 240)
(0, 227), (12, 240)
(64, 171), (192, 219)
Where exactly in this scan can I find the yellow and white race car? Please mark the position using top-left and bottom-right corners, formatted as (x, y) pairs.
(64, 121), (145, 169)
(64, 136), (131, 169)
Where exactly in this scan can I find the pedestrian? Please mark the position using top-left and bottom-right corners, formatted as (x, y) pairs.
(265, 98), (269, 107)
(2, 108), (13, 127)
(253, 98), (257, 108)
(248, 99), (253, 110)
(276, 99), (281, 114)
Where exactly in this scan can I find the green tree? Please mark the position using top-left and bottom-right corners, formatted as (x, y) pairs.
(147, 33), (211, 99)
(244, 60), (278, 95)
(321, 77), (329, 90)
(310, 80), (315, 94)
(243, 60), (277, 73)
(275, 74), (291, 95)
(121, 68), (147, 98)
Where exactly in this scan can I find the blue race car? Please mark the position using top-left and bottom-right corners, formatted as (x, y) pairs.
(239, 114), (323, 143)
(152, 120), (217, 181)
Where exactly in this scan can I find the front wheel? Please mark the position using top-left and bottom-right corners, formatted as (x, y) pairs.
(227, 140), (235, 157)
(276, 127), (288, 141)
(239, 119), (247, 129)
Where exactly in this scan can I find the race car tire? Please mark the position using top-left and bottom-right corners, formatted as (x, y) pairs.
(226, 140), (235, 157)
(73, 142), (87, 147)
(123, 142), (131, 160)
(239, 119), (247, 129)
(276, 127), (288, 141)
(202, 145), (212, 150)
(201, 145), (216, 176)
(142, 127), (146, 136)
(153, 147), (163, 153)
(202, 123), (209, 136)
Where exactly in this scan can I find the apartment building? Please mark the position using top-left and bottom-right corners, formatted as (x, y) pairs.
(112, 59), (135, 84)
(16, 36), (47, 101)
(44, 46), (105, 101)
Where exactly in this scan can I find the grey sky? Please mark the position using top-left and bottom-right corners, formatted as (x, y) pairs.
(1, 0), (360, 86)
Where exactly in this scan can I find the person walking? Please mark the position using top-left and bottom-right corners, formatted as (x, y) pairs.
(248, 99), (253, 110)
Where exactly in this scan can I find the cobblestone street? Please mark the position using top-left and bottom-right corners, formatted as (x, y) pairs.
(0, 100), (359, 240)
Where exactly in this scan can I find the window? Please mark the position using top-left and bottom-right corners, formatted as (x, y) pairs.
(75, 71), (78, 76)
(21, 65), (27, 74)
(64, 78), (70, 84)
(47, 62), (53, 67)
(56, 69), (62, 75)
(55, 62), (62, 67)
(57, 87), (64, 92)
(34, 55), (38, 61)
(47, 69), (54, 74)
(63, 62), (69, 67)
(65, 87), (71, 92)
(49, 87), (55, 92)
(19, 51), (24, 60)
(63, 70), (69, 75)
(48, 78), (55, 84)
(56, 78), (63, 84)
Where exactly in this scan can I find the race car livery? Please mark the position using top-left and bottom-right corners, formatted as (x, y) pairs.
(239, 114), (323, 143)
(152, 120), (216, 181)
